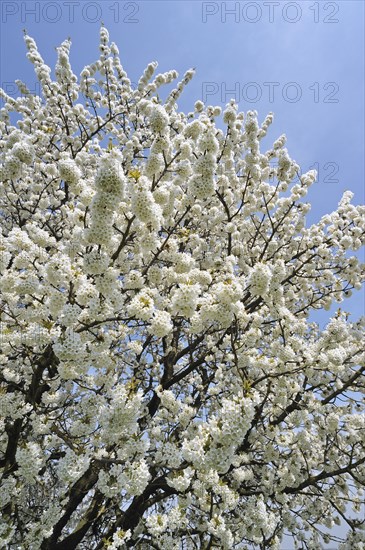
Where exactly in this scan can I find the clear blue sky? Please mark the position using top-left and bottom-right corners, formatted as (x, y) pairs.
(0, 2), (364, 545)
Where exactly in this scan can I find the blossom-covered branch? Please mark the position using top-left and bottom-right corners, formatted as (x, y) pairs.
(0, 25), (364, 550)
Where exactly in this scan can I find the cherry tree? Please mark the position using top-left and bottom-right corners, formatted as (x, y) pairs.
(0, 26), (364, 550)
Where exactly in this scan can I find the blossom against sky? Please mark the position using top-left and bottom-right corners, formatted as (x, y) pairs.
(1, 1), (364, 327)
(0, 2), (364, 547)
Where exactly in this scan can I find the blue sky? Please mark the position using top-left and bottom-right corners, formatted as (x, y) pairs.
(0, 2), (364, 545)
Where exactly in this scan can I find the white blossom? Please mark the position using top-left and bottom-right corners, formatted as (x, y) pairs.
(0, 25), (364, 550)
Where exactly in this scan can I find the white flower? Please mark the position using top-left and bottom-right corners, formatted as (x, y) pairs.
(149, 104), (169, 133)
(16, 442), (43, 483)
(52, 328), (86, 364)
(59, 303), (82, 327)
(128, 290), (155, 321)
(146, 513), (168, 536)
(188, 174), (215, 200)
(145, 153), (163, 177)
(58, 157), (81, 184)
(2, 155), (22, 179)
(248, 262), (272, 296)
(95, 156), (124, 195)
(171, 283), (200, 318)
(223, 105), (237, 124)
(149, 310), (173, 337)
(83, 249), (109, 275)
(124, 270), (144, 289)
(131, 177), (162, 226)
(12, 142), (34, 164)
